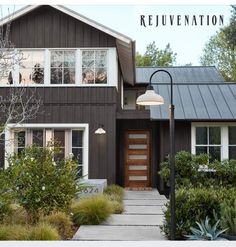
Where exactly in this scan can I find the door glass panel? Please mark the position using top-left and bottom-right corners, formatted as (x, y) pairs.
(128, 155), (147, 160)
(129, 176), (147, 181)
(129, 165), (147, 170)
(128, 134), (147, 139)
(129, 144), (147, 150)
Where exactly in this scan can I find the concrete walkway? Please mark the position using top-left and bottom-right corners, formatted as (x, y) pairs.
(73, 189), (167, 241)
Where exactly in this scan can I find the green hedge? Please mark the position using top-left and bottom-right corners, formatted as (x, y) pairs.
(161, 187), (236, 239)
(159, 151), (236, 188)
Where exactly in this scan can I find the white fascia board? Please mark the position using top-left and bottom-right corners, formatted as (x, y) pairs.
(7, 123), (89, 129)
(0, 5), (133, 45)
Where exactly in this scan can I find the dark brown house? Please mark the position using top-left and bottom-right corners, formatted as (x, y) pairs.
(0, 5), (236, 193)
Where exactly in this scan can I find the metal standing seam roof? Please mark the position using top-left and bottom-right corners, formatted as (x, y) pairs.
(135, 66), (236, 120)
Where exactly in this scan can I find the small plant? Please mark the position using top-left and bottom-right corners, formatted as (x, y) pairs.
(104, 184), (124, 199)
(39, 211), (73, 239)
(0, 224), (29, 240)
(3, 204), (28, 225)
(186, 216), (227, 241)
(71, 195), (112, 226)
(104, 194), (124, 214)
(221, 200), (236, 236)
(28, 223), (61, 240)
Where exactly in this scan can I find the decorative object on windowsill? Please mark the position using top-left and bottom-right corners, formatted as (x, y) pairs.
(95, 124), (106, 135)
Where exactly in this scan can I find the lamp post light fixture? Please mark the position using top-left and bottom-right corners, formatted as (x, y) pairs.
(136, 69), (176, 240)
(95, 124), (106, 135)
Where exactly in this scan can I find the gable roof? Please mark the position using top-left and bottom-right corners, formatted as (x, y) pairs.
(136, 66), (236, 120)
(0, 5), (135, 85)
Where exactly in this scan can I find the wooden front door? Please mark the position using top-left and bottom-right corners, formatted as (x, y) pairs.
(124, 130), (151, 188)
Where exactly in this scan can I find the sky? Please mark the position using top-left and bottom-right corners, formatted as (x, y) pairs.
(0, 4), (233, 65)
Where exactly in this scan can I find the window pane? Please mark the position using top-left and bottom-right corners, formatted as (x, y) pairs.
(82, 51), (94, 60)
(51, 68), (62, 84)
(95, 68), (107, 84)
(72, 148), (83, 164)
(32, 65), (44, 84)
(96, 51), (106, 61)
(21, 51), (32, 68)
(54, 130), (65, 146)
(33, 130), (44, 147)
(0, 71), (13, 84)
(82, 59), (94, 68)
(64, 51), (75, 67)
(82, 68), (94, 84)
(196, 146), (207, 155)
(209, 146), (221, 162)
(229, 127), (236, 145)
(17, 131), (25, 147)
(51, 51), (63, 67)
(72, 130), (83, 147)
(20, 69), (32, 84)
(196, 127), (207, 145)
(229, 146), (236, 160)
(209, 127), (221, 145)
(64, 68), (75, 84)
(32, 51), (44, 67)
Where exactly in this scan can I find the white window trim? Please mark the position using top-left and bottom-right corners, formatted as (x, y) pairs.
(191, 122), (236, 161)
(4, 123), (89, 178)
(0, 48), (118, 88)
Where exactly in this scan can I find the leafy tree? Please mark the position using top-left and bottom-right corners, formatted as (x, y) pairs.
(136, 41), (177, 66)
(200, 6), (236, 81)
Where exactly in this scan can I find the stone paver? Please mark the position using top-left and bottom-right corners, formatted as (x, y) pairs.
(103, 214), (164, 226)
(123, 199), (167, 206)
(73, 225), (166, 241)
(73, 189), (167, 241)
(124, 205), (164, 215)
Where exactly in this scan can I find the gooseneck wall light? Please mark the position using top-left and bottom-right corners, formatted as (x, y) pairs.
(136, 69), (176, 240)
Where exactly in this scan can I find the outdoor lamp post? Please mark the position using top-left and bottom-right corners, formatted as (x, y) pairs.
(136, 69), (176, 240)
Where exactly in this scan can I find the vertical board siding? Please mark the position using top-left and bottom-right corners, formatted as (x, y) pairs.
(9, 6), (116, 48)
(0, 87), (117, 184)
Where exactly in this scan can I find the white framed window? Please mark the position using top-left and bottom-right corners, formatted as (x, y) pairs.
(191, 123), (236, 161)
(81, 50), (107, 84)
(50, 50), (76, 84)
(5, 124), (89, 178)
(0, 48), (117, 87)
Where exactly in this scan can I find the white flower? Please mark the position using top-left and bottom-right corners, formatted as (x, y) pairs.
(16, 186), (19, 191)
(53, 161), (57, 166)
(42, 186), (46, 191)
(31, 158), (35, 162)
(70, 212), (74, 216)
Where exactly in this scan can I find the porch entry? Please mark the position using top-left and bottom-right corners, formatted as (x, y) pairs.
(124, 130), (151, 188)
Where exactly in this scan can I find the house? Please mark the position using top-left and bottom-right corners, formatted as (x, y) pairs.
(0, 5), (235, 193)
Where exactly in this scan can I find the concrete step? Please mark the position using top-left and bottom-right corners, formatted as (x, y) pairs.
(124, 205), (165, 215)
(73, 225), (166, 241)
(124, 191), (166, 200)
(102, 214), (164, 226)
(123, 199), (167, 206)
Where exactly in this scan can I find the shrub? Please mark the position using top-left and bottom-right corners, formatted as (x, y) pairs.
(0, 169), (14, 222)
(3, 204), (28, 225)
(7, 144), (79, 222)
(161, 187), (236, 239)
(104, 194), (124, 214)
(220, 199), (236, 236)
(40, 211), (73, 239)
(28, 223), (61, 240)
(0, 224), (29, 240)
(71, 195), (112, 226)
(159, 151), (236, 188)
(104, 184), (124, 199)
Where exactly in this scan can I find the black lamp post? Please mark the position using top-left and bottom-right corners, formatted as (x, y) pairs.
(136, 69), (175, 240)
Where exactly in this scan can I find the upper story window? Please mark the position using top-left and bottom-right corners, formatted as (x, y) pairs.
(20, 51), (45, 85)
(51, 50), (75, 84)
(0, 48), (117, 87)
(82, 50), (107, 84)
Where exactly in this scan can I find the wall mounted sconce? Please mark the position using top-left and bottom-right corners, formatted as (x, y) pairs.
(95, 124), (106, 135)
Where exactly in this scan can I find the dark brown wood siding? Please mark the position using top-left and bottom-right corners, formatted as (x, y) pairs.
(0, 87), (117, 183)
(8, 5), (116, 48)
